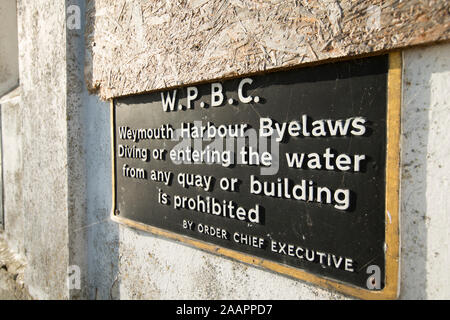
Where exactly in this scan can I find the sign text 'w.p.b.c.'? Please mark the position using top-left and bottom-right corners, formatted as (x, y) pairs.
(112, 55), (391, 293)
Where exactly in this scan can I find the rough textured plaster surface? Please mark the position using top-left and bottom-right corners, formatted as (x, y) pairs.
(116, 226), (350, 299)
(83, 92), (119, 300)
(85, 0), (450, 99)
(79, 92), (350, 299)
(0, 0), (19, 96)
(400, 43), (450, 299)
(2, 1), (448, 300)
(65, 0), (120, 300)
(16, 0), (69, 299)
(67, 0), (90, 300)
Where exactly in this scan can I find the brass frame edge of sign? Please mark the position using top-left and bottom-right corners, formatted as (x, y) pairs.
(109, 52), (402, 300)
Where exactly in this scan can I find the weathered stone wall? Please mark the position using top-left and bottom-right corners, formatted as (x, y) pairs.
(0, 0), (19, 96)
(85, 0), (450, 100)
(0, 237), (32, 299)
(0, 88), (24, 255)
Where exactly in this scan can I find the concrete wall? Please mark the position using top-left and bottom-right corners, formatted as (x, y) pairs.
(0, 1), (448, 300)
(84, 0), (450, 100)
(400, 44), (450, 299)
(0, 0), (114, 300)
(0, 88), (24, 254)
(0, 0), (19, 96)
(79, 43), (450, 299)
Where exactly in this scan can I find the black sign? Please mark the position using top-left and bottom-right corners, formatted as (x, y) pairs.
(112, 54), (397, 296)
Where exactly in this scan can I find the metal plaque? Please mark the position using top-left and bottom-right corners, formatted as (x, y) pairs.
(111, 53), (401, 299)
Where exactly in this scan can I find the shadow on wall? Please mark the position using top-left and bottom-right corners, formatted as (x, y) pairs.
(400, 44), (450, 299)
